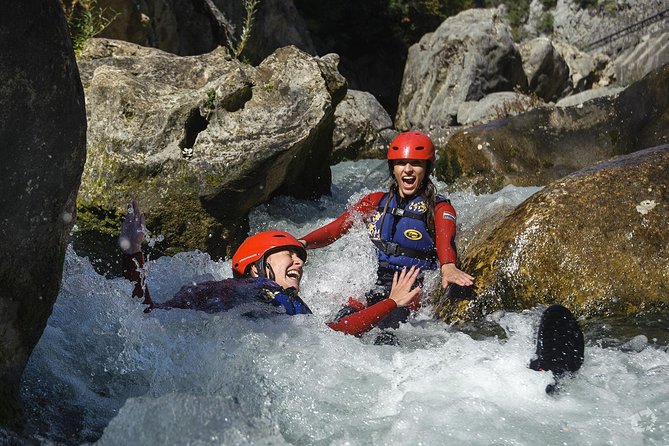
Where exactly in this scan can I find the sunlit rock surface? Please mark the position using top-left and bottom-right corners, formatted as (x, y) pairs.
(0, 0), (86, 426)
(331, 90), (395, 163)
(77, 39), (346, 261)
(437, 63), (669, 192)
(434, 145), (669, 322)
(395, 8), (527, 132)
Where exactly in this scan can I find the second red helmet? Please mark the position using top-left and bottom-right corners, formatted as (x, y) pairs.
(387, 131), (435, 163)
(232, 230), (307, 278)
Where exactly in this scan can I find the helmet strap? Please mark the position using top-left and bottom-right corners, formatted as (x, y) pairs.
(255, 257), (276, 281)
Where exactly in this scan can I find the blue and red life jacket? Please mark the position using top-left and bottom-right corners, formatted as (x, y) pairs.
(367, 192), (449, 272)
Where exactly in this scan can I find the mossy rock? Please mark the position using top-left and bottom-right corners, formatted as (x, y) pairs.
(434, 145), (669, 323)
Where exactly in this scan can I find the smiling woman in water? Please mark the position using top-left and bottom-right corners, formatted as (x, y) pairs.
(299, 131), (474, 338)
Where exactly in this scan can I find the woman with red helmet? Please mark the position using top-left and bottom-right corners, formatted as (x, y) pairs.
(299, 131), (474, 334)
(119, 201), (421, 336)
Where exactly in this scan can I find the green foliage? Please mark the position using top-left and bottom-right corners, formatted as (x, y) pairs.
(537, 11), (554, 34)
(61, 0), (117, 55)
(388, 0), (475, 44)
(578, 0), (599, 8)
(205, 88), (216, 111)
(226, 0), (260, 60)
(505, 0), (530, 41)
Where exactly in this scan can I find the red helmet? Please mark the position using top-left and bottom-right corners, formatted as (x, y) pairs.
(387, 131), (435, 162)
(232, 230), (307, 278)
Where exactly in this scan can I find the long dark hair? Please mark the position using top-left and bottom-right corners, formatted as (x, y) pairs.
(383, 161), (437, 237)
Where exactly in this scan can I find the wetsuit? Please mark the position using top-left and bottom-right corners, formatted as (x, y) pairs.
(122, 252), (401, 336)
(301, 191), (458, 329)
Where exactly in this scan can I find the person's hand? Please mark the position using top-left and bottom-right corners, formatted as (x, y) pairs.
(441, 263), (474, 288)
(388, 266), (422, 307)
(298, 239), (307, 248)
(119, 200), (146, 254)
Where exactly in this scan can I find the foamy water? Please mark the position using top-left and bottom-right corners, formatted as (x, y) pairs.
(20, 160), (669, 445)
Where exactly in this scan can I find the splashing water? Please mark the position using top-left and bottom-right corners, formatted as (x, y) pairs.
(19, 160), (669, 445)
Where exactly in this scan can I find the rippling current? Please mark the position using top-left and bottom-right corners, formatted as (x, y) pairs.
(19, 160), (669, 445)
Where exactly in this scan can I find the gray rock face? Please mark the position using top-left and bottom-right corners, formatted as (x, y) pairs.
(395, 8), (528, 132)
(456, 91), (535, 126)
(550, 0), (668, 56)
(520, 37), (570, 101)
(614, 32), (669, 86)
(437, 63), (669, 192)
(77, 39), (345, 260)
(97, 0), (316, 61)
(0, 0), (87, 425)
(332, 90), (395, 162)
(553, 40), (595, 93)
(434, 145), (669, 323)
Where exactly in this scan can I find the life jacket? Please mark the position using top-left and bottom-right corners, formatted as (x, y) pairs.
(258, 283), (313, 315)
(367, 192), (449, 272)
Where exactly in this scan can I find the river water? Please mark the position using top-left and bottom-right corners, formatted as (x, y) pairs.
(19, 160), (669, 445)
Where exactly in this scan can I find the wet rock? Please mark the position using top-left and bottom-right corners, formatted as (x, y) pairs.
(433, 145), (669, 323)
(77, 39), (345, 263)
(436, 63), (669, 192)
(395, 8), (527, 132)
(331, 90), (395, 162)
(0, 0), (86, 426)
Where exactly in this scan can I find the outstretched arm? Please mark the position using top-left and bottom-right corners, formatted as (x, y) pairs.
(300, 192), (384, 249)
(327, 267), (422, 336)
(434, 201), (474, 288)
(119, 201), (153, 308)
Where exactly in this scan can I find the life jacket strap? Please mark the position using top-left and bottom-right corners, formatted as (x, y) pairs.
(378, 206), (425, 221)
(372, 239), (436, 260)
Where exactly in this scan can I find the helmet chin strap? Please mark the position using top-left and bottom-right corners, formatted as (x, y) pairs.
(255, 257), (276, 282)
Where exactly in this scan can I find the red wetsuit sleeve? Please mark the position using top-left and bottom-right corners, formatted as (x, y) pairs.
(434, 201), (458, 265)
(301, 192), (384, 249)
(326, 298), (397, 336)
(122, 252), (154, 308)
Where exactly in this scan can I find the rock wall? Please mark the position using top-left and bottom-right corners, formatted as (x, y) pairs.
(0, 0), (87, 426)
(436, 63), (669, 192)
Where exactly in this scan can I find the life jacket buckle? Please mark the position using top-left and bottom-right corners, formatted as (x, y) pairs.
(385, 242), (401, 256)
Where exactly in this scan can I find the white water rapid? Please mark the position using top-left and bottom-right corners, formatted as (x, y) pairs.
(20, 160), (669, 445)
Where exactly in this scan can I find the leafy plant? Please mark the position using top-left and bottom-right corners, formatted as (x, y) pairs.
(61, 0), (117, 55)
(226, 0), (260, 60)
(537, 11), (554, 34)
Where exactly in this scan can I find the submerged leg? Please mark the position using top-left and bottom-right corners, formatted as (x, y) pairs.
(529, 304), (585, 394)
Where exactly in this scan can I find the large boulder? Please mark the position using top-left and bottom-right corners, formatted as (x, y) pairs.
(395, 8), (527, 133)
(331, 90), (395, 162)
(0, 0), (87, 426)
(95, 0), (316, 61)
(437, 63), (669, 192)
(520, 37), (570, 102)
(76, 39), (345, 264)
(434, 145), (669, 323)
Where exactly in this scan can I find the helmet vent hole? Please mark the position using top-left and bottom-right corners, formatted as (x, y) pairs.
(416, 146), (424, 150)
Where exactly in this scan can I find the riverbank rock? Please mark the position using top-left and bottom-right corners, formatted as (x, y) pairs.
(331, 90), (395, 162)
(77, 39), (345, 265)
(434, 145), (669, 323)
(0, 1), (87, 426)
(395, 8), (527, 133)
(436, 63), (669, 192)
